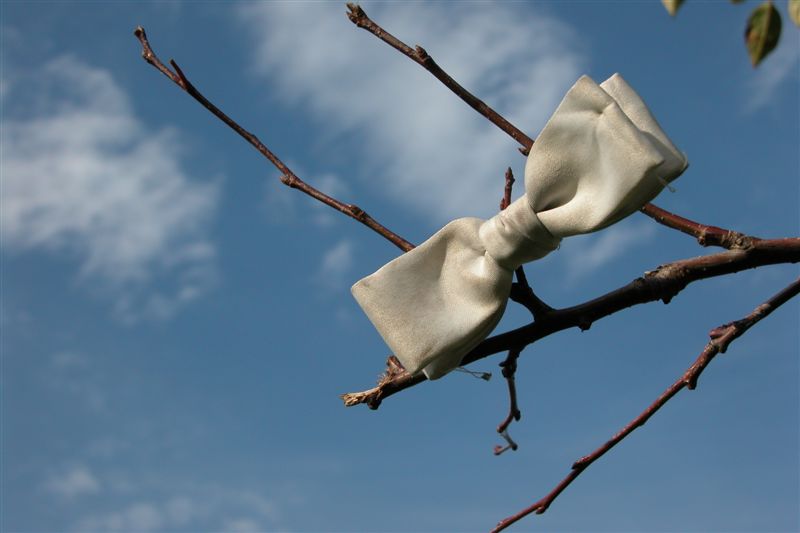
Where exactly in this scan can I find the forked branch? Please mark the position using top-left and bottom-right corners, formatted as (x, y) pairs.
(491, 277), (800, 532)
(344, 3), (740, 246)
(342, 236), (800, 408)
(341, 14), (800, 524)
(338, 1), (800, 402)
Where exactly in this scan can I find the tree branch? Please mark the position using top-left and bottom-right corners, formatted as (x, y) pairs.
(344, 3), (738, 247)
(133, 26), (414, 253)
(341, 236), (800, 407)
(338, 2), (800, 411)
(137, 14), (798, 530)
(639, 203), (755, 249)
(499, 167), (515, 211)
(491, 169), (526, 455)
(493, 346), (522, 456)
(510, 266), (553, 319)
(346, 3), (533, 154)
(491, 276), (800, 532)
(494, 167), (552, 319)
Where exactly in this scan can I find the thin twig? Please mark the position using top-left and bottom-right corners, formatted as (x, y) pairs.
(492, 169), (535, 455)
(341, 237), (800, 406)
(496, 167), (552, 318)
(494, 347), (522, 456)
(639, 204), (755, 249)
(510, 266), (553, 319)
(134, 26), (414, 253)
(491, 277), (800, 532)
(495, 170), (523, 456)
(499, 167), (515, 211)
(344, 4), (739, 246)
(346, 3), (532, 154)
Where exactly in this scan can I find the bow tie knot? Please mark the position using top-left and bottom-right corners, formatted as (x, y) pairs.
(479, 197), (561, 271)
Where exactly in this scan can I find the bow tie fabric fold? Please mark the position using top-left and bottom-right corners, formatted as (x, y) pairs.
(352, 74), (688, 380)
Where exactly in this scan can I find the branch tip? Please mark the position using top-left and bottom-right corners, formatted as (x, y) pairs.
(346, 3), (367, 25)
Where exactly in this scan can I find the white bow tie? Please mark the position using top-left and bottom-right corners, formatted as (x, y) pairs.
(352, 74), (688, 379)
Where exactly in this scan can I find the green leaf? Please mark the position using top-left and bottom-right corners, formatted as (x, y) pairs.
(661, 0), (684, 16)
(745, 2), (782, 67)
(789, 0), (800, 27)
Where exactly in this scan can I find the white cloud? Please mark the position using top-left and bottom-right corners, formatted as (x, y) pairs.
(45, 466), (100, 498)
(237, 2), (585, 225)
(77, 502), (164, 532)
(743, 33), (800, 113)
(223, 517), (262, 532)
(165, 496), (195, 526)
(560, 220), (657, 282)
(72, 484), (280, 532)
(316, 239), (354, 288)
(0, 55), (219, 321)
(124, 503), (164, 531)
(50, 351), (89, 369)
(45, 351), (109, 413)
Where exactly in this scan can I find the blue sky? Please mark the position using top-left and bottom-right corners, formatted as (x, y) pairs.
(1, 2), (798, 532)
